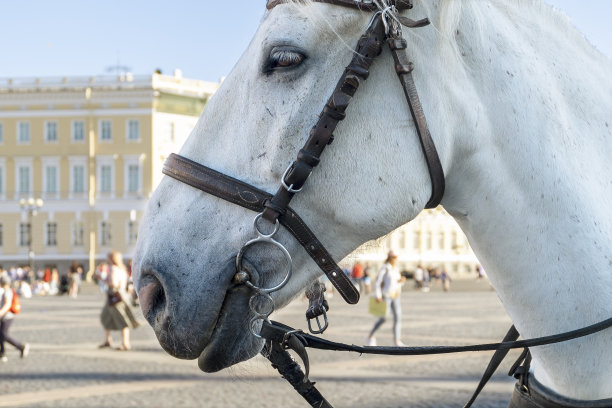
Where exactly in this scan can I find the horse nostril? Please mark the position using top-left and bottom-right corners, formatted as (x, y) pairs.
(138, 276), (167, 324)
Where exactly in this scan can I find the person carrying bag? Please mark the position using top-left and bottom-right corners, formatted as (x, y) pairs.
(99, 251), (140, 351)
(366, 251), (406, 347)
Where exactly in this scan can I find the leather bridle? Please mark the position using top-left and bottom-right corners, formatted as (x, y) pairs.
(163, 0), (444, 306)
(161, 1), (612, 407)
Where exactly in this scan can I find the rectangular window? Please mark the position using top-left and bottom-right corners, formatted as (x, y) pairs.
(0, 223), (3, 247)
(18, 166), (31, 194)
(100, 120), (112, 141)
(413, 231), (420, 250)
(73, 222), (84, 246)
(72, 120), (85, 142)
(100, 221), (111, 246)
(45, 121), (58, 143)
(73, 165), (85, 193)
(438, 232), (445, 250)
(19, 223), (31, 247)
(18, 121), (30, 143)
(127, 164), (140, 193)
(45, 166), (58, 194)
(46, 222), (57, 246)
(127, 120), (140, 141)
(100, 165), (112, 193)
(128, 221), (138, 245)
(0, 122), (4, 143)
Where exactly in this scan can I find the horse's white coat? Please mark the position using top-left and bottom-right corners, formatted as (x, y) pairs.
(133, 0), (612, 400)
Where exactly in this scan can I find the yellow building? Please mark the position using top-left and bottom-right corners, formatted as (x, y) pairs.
(0, 72), (219, 275)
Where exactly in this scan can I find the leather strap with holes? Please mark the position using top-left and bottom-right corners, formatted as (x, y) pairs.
(261, 12), (388, 223)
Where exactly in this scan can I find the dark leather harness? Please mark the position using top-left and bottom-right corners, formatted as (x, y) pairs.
(161, 1), (612, 406)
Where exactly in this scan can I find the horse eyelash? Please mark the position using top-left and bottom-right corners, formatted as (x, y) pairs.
(268, 49), (305, 71)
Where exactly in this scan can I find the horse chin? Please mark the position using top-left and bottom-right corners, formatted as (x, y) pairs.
(196, 258), (267, 372)
(197, 285), (265, 372)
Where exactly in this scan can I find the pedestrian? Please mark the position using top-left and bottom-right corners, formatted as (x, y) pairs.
(99, 251), (140, 351)
(351, 262), (364, 293)
(423, 267), (431, 292)
(366, 251), (405, 347)
(68, 261), (81, 298)
(0, 274), (30, 362)
(363, 262), (372, 295)
(441, 269), (451, 292)
(414, 264), (424, 289)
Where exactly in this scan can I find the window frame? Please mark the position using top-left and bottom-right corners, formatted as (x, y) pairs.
(19, 222), (31, 247)
(44, 120), (59, 143)
(100, 221), (111, 247)
(71, 120), (86, 143)
(98, 119), (112, 142)
(126, 119), (140, 142)
(17, 121), (31, 144)
(46, 222), (58, 247)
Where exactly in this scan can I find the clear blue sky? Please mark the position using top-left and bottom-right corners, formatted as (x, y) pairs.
(0, 1), (609, 82)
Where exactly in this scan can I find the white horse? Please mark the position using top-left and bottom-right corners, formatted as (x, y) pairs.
(133, 0), (612, 402)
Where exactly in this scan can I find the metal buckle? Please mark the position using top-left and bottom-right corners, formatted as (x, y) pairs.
(281, 164), (304, 194)
(307, 310), (329, 335)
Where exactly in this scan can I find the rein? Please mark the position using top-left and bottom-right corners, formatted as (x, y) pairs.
(161, 0), (612, 407)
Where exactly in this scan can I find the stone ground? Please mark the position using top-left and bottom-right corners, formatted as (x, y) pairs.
(0, 279), (520, 408)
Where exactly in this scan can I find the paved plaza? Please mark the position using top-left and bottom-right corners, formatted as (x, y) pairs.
(0, 279), (519, 408)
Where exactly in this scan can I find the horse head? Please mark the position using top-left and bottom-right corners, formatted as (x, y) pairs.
(133, 1), (444, 372)
(134, 0), (612, 401)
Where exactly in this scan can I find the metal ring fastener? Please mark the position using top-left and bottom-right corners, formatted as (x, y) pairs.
(249, 292), (276, 317)
(249, 316), (271, 339)
(235, 214), (293, 295)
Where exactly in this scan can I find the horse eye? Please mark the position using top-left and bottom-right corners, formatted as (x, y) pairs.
(266, 48), (306, 72)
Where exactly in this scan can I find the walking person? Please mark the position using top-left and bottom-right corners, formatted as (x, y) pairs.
(67, 261), (81, 298)
(99, 251), (140, 351)
(366, 251), (406, 347)
(0, 275), (30, 362)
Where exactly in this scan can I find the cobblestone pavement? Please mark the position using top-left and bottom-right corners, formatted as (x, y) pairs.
(0, 280), (519, 408)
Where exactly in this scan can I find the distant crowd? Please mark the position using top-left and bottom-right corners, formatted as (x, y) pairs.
(343, 262), (487, 295)
(0, 262), (85, 299)
(1, 251), (141, 362)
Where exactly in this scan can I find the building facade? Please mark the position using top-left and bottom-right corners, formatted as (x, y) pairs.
(0, 72), (219, 275)
(350, 207), (480, 277)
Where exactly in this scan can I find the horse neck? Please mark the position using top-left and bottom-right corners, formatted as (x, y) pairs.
(432, 1), (612, 399)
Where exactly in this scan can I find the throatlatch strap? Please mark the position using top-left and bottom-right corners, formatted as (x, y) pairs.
(162, 153), (360, 304)
(387, 35), (445, 209)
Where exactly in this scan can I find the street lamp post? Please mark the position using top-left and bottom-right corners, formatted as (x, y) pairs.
(20, 197), (44, 279)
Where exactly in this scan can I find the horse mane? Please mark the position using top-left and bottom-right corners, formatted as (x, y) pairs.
(270, 0), (603, 67)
